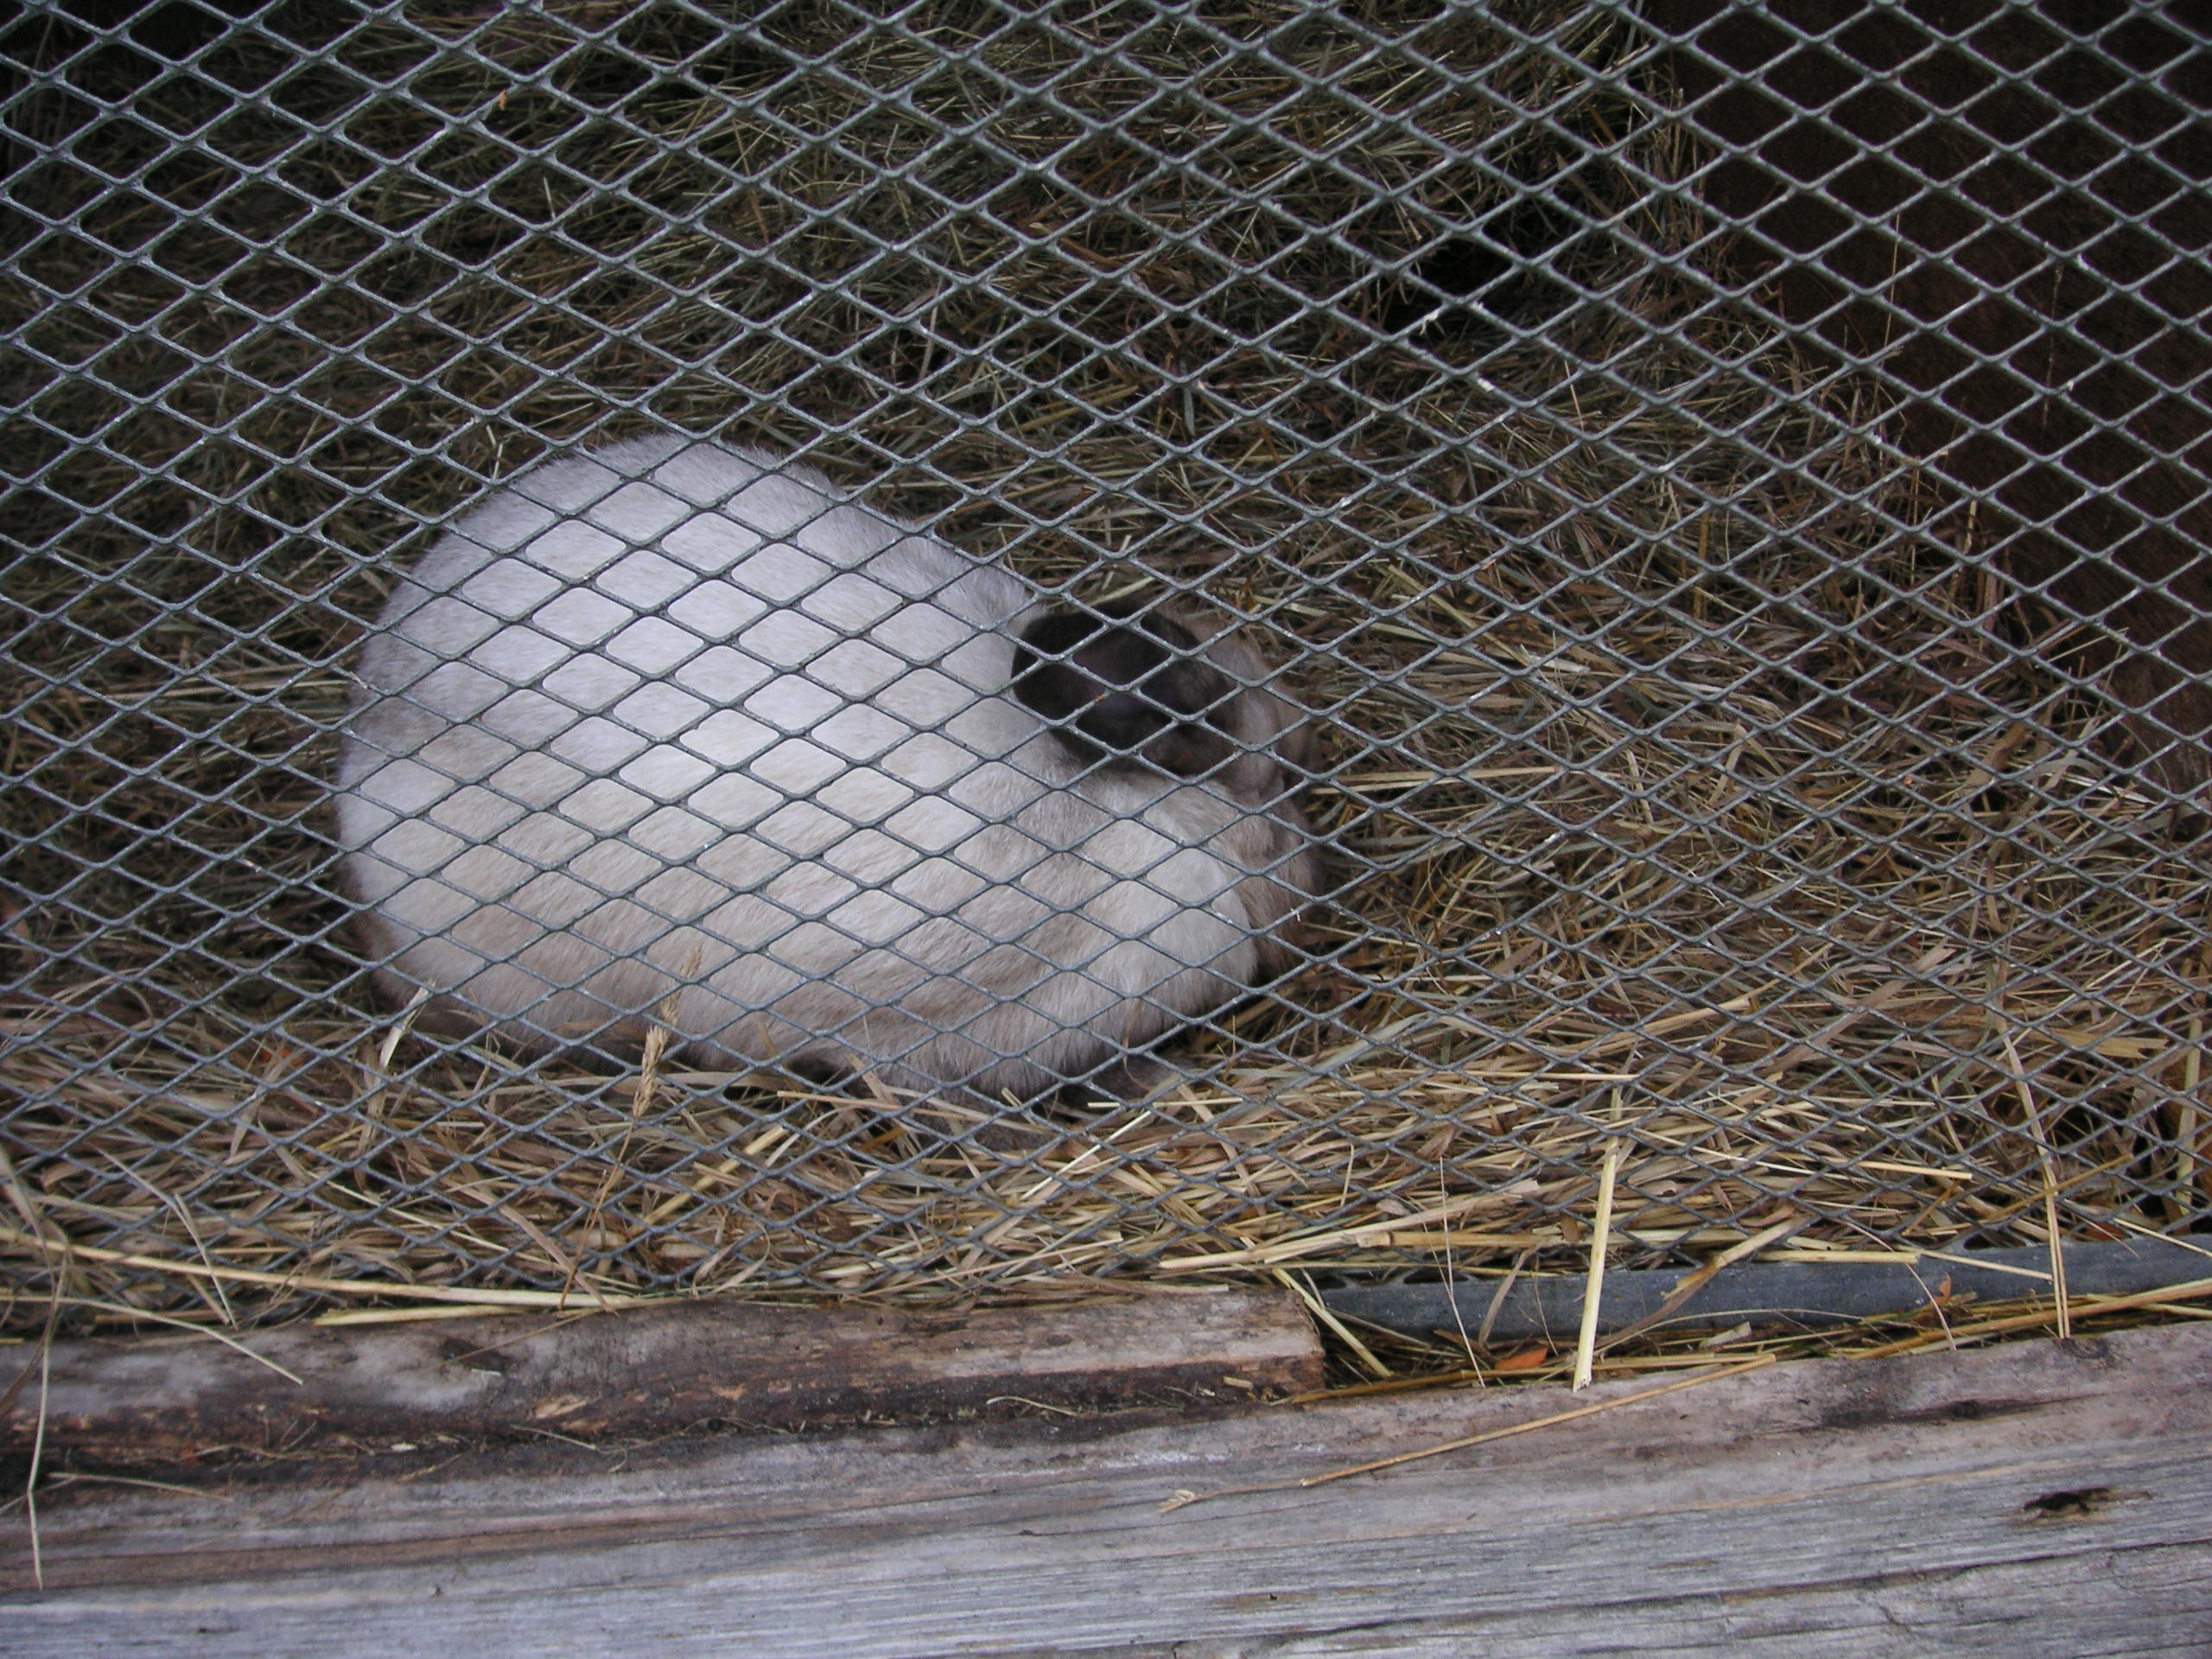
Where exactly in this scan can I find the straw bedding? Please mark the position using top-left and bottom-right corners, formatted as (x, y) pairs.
(3, 0), (2206, 1331)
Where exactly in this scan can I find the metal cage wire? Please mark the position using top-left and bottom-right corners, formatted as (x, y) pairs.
(3, 0), (2209, 1316)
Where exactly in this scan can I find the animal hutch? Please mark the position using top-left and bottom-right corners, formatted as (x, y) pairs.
(3, 1), (2209, 1650)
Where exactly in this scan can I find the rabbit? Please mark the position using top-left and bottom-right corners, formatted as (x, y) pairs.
(334, 435), (1319, 1112)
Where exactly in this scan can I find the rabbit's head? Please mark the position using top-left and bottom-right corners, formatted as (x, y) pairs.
(1012, 597), (1321, 976)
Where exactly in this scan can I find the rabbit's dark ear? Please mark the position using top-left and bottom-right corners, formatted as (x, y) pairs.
(1013, 605), (1235, 773)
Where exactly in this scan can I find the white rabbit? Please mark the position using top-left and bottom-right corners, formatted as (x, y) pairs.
(335, 436), (1318, 1109)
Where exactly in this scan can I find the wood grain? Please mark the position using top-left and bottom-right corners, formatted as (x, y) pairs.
(4, 1322), (2211, 1655)
(0, 1288), (1322, 1455)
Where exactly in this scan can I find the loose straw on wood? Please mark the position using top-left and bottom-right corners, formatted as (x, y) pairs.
(1853, 1275), (2212, 1360)
(0, 1226), (662, 1313)
(1161, 1354), (1777, 1510)
(1573, 1139), (1624, 1391)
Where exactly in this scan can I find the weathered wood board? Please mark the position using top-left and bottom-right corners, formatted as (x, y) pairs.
(5, 1322), (2212, 1655)
(0, 1288), (1322, 1454)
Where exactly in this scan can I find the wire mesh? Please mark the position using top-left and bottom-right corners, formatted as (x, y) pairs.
(3, 0), (2209, 1322)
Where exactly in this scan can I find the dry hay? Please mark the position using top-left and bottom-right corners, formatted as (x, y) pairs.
(3, 0), (2209, 1332)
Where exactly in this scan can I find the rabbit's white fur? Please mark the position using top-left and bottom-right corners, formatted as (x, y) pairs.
(336, 436), (1313, 1105)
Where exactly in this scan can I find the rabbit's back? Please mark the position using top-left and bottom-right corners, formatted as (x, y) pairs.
(336, 440), (1295, 1101)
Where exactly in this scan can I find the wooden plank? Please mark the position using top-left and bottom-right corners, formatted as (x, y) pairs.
(1207, 1545), (2212, 1657)
(4, 1324), (2212, 1654)
(0, 1288), (1322, 1455)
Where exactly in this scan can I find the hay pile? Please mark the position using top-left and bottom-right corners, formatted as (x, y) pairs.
(3, 0), (2206, 1329)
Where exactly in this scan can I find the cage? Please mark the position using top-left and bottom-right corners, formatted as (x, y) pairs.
(3, 0), (2209, 1340)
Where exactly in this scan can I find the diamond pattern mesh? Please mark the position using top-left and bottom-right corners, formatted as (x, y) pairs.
(3, 0), (2209, 1317)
